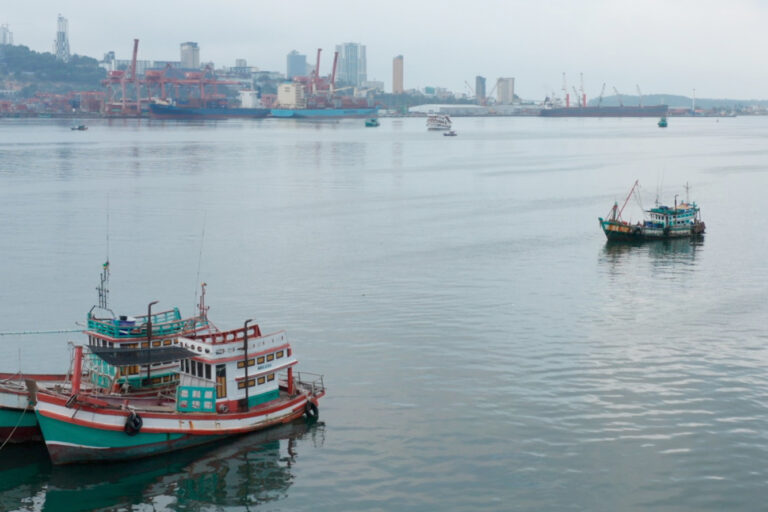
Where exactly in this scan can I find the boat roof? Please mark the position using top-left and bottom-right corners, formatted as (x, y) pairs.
(647, 202), (698, 213)
(89, 346), (196, 366)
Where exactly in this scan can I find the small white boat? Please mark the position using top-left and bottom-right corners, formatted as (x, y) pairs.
(426, 114), (451, 131)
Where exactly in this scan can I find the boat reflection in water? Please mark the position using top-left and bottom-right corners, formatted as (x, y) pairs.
(0, 420), (324, 511)
(600, 237), (704, 277)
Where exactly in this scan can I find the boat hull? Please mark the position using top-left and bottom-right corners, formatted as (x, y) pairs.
(541, 105), (669, 117)
(149, 104), (270, 120)
(0, 373), (68, 443)
(599, 218), (705, 241)
(270, 108), (378, 119)
(35, 391), (317, 464)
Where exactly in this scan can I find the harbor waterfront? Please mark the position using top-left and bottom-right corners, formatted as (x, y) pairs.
(2, 116), (768, 510)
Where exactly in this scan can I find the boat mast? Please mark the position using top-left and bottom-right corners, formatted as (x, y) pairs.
(617, 180), (639, 220)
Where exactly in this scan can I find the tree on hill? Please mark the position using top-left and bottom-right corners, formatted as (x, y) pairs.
(0, 44), (105, 96)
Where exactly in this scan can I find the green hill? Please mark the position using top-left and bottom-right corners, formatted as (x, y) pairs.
(0, 44), (105, 97)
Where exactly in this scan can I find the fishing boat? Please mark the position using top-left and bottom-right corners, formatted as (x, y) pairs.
(658, 116), (668, 128)
(70, 125), (88, 131)
(0, 264), (208, 444)
(443, 130), (457, 137)
(599, 181), (706, 241)
(33, 316), (325, 464)
(426, 114), (451, 131)
(364, 118), (380, 127)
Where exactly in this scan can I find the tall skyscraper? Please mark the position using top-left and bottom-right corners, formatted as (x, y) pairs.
(180, 42), (200, 69)
(392, 55), (404, 94)
(335, 42), (367, 87)
(54, 14), (70, 62)
(286, 50), (307, 79)
(0, 24), (13, 45)
(496, 77), (515, 104)
(475, 76), (486, 104)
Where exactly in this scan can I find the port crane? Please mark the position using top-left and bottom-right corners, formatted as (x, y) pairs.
(579, 72), (586, 108)
(572, 87), (581, 107)
(636, 84), (642, 107)
(561, 72), (569, 108)
(597, 83), (606, 107)
(612, 86), (623, 107)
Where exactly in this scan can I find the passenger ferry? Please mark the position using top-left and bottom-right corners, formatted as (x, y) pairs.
(426, 113), (452, 131)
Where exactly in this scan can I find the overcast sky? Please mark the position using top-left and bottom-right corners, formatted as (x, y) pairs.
(3, 0), (768, 100)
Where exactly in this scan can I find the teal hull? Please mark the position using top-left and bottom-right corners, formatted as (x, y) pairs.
(36, 412), (224, 464)
(0, 407), (41, 442)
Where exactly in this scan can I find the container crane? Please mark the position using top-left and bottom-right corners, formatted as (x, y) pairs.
(330, 51), (339, 94)
(572, 87), (580, 107)
(562, 72), (569, 108)
(596, 82), (606, 107)
(612, 86), (623, 107)
(579, 72), (586, 108)
(312, 48), (322, 95)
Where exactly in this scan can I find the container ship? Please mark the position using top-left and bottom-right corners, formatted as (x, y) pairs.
(269, 48), (379, 119)
(540, 105), (668, 117)
(149, 91), (269, 120)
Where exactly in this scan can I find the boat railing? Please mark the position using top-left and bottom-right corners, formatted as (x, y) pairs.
(87, 312), (207, 339)
(187, 324), (265, 345)
(294, 372), (325, 397)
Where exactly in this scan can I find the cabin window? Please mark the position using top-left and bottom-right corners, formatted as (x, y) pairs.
(267, 373), (275, 382)
(237, 378), (256, 389)
(197, 361), (203, 376)
(152, 341), (161, 348)
(276, 350), (284, 359)
(141, 342), (149, 349)
(163, 339), (172, 346)
(216, 365), (226, 398)
(190, 361), (196, 376)
(237, 358), (255, 369)
(125, 343), (137, 349)
(257, 376), (266, 385)
(205, 364), (211, 380)
(257, 356), (265, 364)
(267, 354), (274, 362)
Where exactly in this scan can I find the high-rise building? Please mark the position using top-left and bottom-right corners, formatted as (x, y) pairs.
(496, 77), (515, 104)
(54, 14), (70, 62)
(0, 24), (13, 45)
(475, 76), (486, 104)
(392, 55), (404, 94)
(180, 42), (200, 69)
(335, 42), (367, 87)
(286, 50), (306, 79)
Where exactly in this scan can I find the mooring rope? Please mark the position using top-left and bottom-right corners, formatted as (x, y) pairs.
(0, 403), (30, 452)
(0, 329), (80, 336)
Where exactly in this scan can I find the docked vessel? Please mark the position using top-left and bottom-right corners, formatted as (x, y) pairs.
(270, 107), (378, 119)
(426, 114), (452, 130)
(599, 181), (705, 241)
(34, 317), (325, 464)
(149, 102), (270, 120)
(540, 105), (668, 117)
(0, 265), (208, 444)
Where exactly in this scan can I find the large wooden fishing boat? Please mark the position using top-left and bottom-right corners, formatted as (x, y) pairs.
(599, 181), (705, 242)
(0, 264), (208, 444)
(33, 318), (325, 464)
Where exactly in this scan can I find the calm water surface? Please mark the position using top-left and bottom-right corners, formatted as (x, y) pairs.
(1, 116), (768, 511)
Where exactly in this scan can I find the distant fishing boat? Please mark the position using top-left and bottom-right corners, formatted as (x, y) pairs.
(71, 124), (88, 131)
(364, 118), (380, 127)
(599, 180), (705, 241)
(443, 130), (457, 137)
(658, 116), (668, 128)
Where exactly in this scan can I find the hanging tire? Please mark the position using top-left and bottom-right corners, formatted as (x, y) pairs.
(305, 401), (319, 422)
(124, 412), (143, 436)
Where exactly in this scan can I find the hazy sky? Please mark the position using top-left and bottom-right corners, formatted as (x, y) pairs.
(4, 0), (768, 100)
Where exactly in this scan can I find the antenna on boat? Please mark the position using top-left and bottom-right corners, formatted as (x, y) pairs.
(685, 182), (690, 203)
(193, 211), (207, 317)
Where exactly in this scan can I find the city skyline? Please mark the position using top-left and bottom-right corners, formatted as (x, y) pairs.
(3, 1), (768, 100)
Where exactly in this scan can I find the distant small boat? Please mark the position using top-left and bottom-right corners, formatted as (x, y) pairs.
(599, 180), (705, 241)
(443, 130), (457, 137)
(364, 118), (380, 127)
(658, 116), (667, 128)
(71, 125), (88, 131)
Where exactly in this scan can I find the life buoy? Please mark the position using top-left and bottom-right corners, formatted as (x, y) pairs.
(217, 403), (229, 414)
(305, 401), (319, 422)
(124, 412), (143, 436)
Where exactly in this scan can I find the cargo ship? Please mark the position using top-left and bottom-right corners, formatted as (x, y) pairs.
(149, 90), (269, 120)
(270, 107), (378, 119)
(269, 48), (379, 119)
(540, 105), (668, 117)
